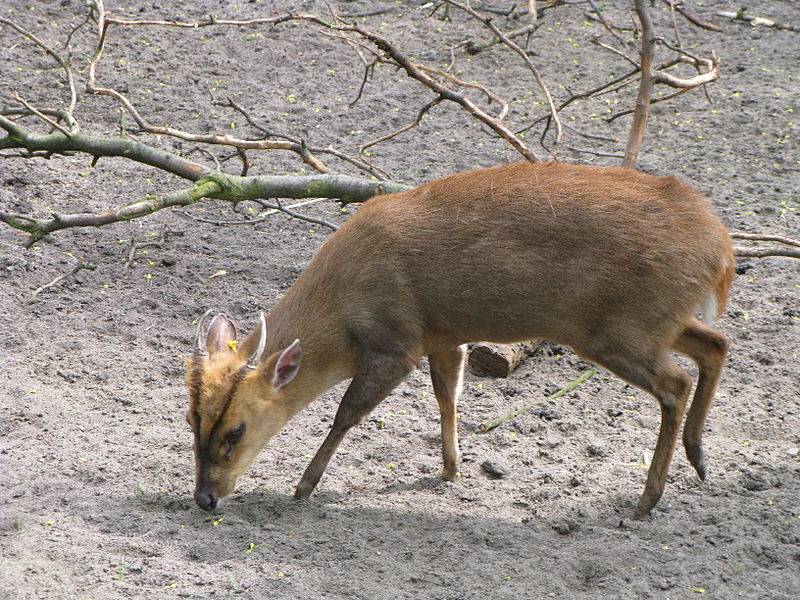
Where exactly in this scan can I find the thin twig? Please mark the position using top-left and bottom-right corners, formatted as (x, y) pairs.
(586, 0), (626, 45)
(563, 123), (617, 143)
(568, 147), (624, 158)
(661, 0), (721, 32)
(181, 198), (329, 226)
(731, 233), (800, 248)
(359, 98), (442, 156)
(31, 262), (96, 301)
(0, 17), (79, 128)
(479, 369), (597, 432)
(123, 228), (170, 273)
(253, 199), (339, 231)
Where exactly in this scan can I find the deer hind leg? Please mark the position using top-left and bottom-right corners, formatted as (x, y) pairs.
(587, 348), (692, 518)
(429, 345), (467, 481)
(672, 319), (729, 481)
(294, 351), (413, 500)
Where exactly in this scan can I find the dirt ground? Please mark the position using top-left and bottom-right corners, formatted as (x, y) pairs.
(1, 1), (798, 598)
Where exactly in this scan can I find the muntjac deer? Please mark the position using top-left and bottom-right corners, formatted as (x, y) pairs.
(185, 161), (734, 518)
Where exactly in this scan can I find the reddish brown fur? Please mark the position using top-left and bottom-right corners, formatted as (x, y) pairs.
(186, 161), (734, 517)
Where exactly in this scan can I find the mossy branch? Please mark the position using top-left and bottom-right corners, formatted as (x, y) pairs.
(0, 119), (411, 244)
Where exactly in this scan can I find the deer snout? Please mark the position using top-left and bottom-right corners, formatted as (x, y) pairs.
(194, 489), (218, 511)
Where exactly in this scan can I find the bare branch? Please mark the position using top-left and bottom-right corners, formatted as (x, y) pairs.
(734, 247), (800, 260)
(661, 0), (722, 32)
(652, 53), (720, 89)
(9, 93), (73, 137)
(716, 10), (800, 33)
(731, 233), (800, 248)
(418, 65), (510, 120)
(253, 199), (339, 232)
(0, 17), (79, 128)
(0, 115), (210, 181)
(732, 233), (800, 260)
(443, 0), (561, 153)
(359, 98), (442, 157)
(622, 0), (657, 169)
(0, 164), (411, 245)
(335, 19), (541, 162)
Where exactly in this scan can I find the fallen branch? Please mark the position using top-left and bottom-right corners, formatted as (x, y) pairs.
(479, 369), (597, 432)
(661, 0), (721, 33)
(0, 153), (409, 246)
(716, 10), (800, 33)
(339, 19), (541, 162)
(732, 232), (800, 260)
(731, 232), (800, 248)
(734, 247), (800, 260)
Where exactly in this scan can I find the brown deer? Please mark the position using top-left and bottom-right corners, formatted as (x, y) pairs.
(185, 161), (734, 518)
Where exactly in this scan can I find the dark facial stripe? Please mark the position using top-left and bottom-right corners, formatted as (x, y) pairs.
(198, 365), (249, 469)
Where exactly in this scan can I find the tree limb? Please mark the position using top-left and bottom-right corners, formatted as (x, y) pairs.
(660, 0), (721, 33)
(732, 232), (800, 260)
(0, 168), (410, 246)
(622, 0), (657, 169)
(734, 247), (800, 260)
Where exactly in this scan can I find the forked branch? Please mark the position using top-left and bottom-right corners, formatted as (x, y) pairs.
(622, 0), (720, 168)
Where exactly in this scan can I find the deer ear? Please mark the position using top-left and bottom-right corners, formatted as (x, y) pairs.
(206, 313), (237, 357)
(272, 339), (302, 391)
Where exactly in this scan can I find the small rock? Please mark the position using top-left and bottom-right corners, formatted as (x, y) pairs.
(481, 458), (508, 479)
(607, 408), (623, 417)
(552, 518), (578, 535)
(787, 447), (799, 457)
(587, 444), (605, 457)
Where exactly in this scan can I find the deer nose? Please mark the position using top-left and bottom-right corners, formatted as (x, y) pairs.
(194, 489), (218, 510)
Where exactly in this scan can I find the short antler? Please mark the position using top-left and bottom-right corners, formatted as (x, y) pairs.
(246, 312), (267, 369)
(194, 309), (214, 357)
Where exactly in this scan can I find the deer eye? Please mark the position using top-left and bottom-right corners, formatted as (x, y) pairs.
(223, 423), (245, 459)
(228, 423), (246, 440)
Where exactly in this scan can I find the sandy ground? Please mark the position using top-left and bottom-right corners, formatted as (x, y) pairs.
(1, 1), (798, 598)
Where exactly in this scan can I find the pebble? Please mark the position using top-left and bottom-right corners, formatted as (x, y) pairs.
(481, 458), (508, 479)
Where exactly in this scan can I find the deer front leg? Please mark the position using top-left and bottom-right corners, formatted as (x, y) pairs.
(294, 351), (413, 500)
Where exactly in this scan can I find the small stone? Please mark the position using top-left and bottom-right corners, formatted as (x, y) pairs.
(787, 447), (799, 457)
(552, 519), (578, 535)
(481, 458), (508, 479)
(587, 444), (605, 457)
